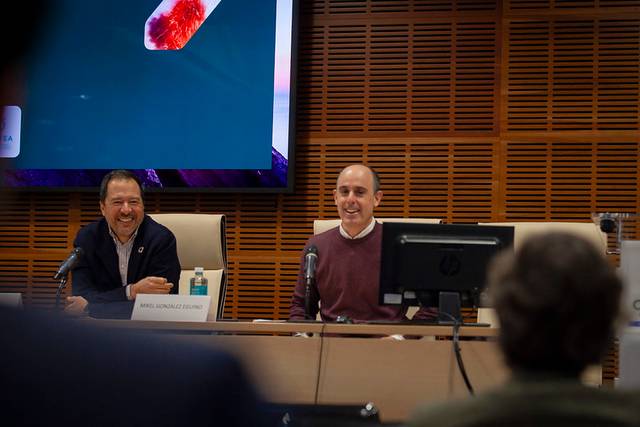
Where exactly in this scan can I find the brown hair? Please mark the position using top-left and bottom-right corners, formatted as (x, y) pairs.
(488, 232), (622, 376)
(99, 170), (144, 203)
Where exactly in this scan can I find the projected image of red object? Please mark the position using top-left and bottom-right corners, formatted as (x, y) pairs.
(145, 0), (221, 50)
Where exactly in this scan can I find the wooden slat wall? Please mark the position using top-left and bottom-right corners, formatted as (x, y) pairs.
(0, 0), (638, 379)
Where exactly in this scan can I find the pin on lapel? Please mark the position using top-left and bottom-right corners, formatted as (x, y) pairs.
(138, 246), (145, 254)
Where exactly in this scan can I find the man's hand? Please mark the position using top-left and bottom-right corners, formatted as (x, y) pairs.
(131, 276), (173, 299)
(381, 334), (405, 341)
(293, 332), (312, 338)
(65, 296), (88, 316)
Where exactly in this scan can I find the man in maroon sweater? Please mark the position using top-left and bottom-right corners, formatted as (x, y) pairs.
(289, 164), (434, 322)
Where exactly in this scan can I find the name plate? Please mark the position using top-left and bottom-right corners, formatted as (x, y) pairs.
(131, 294), (211, 322)
(0, 293), (23, 308)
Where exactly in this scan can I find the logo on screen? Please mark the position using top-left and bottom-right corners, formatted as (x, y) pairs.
(0, 106), (21, 158)
(439, 255), (461, 276)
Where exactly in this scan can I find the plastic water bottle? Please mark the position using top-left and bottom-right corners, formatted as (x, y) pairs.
(189, 267), (208, 296)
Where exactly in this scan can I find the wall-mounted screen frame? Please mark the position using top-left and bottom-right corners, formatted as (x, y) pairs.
(1, 0), (298, 193)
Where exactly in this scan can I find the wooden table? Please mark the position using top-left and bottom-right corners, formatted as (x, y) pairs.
(92, 320), (506, 423)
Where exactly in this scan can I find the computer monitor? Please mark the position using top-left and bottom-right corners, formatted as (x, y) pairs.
(379, 223), (514, 322)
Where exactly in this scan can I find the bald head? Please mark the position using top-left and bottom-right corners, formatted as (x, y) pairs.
(333, 165), (383, 237)
(336, 165), (380, 193)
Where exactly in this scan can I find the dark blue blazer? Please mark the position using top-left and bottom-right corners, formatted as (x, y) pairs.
(72, 215), (180, 303)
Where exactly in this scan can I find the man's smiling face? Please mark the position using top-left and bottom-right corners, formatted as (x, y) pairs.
(100, 178), (144, 243)
(333, 165), (382, 238)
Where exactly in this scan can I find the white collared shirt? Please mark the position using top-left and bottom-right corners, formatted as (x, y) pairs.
(108, 226), (139, 299)
(339, 217), (376, 240)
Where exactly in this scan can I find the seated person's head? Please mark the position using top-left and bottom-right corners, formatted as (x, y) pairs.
(99, 170), (145, 243)
(488, 232), (622, 377)
(333, 164), (383, 237)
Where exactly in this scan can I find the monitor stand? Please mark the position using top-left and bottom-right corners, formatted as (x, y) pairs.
(437, 291), (461, 324)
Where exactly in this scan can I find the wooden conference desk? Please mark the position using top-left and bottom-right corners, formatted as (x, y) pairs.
(94, 320), (506, 423)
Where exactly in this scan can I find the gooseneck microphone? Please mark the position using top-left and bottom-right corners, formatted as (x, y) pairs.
(304, 245), (318, 320)
(53, 247), (84, 280)
(54, 247), (83, 310)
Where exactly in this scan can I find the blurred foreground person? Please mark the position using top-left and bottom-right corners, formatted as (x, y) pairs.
(410, 232), (640, 427)
(0, 307), (266, 426)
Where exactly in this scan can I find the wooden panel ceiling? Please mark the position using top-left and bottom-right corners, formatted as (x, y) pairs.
(298, 3), (500, 134)
(505, 17), (640, 131)
(502, 138), (640, 220)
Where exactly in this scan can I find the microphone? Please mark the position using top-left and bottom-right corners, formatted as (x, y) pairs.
(304, 245), (318, 284)
(304, 245), (318, 320)
(53, 247), (84, 280)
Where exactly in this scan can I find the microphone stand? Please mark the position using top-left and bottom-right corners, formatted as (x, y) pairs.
(54, 275), (68, 312)
(304, 278), (314, 320)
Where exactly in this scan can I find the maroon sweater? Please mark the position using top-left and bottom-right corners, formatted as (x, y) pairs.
(289, 223), (434, 322)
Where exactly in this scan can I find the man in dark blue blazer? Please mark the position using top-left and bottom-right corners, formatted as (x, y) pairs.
(67, 170), (180, 317)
